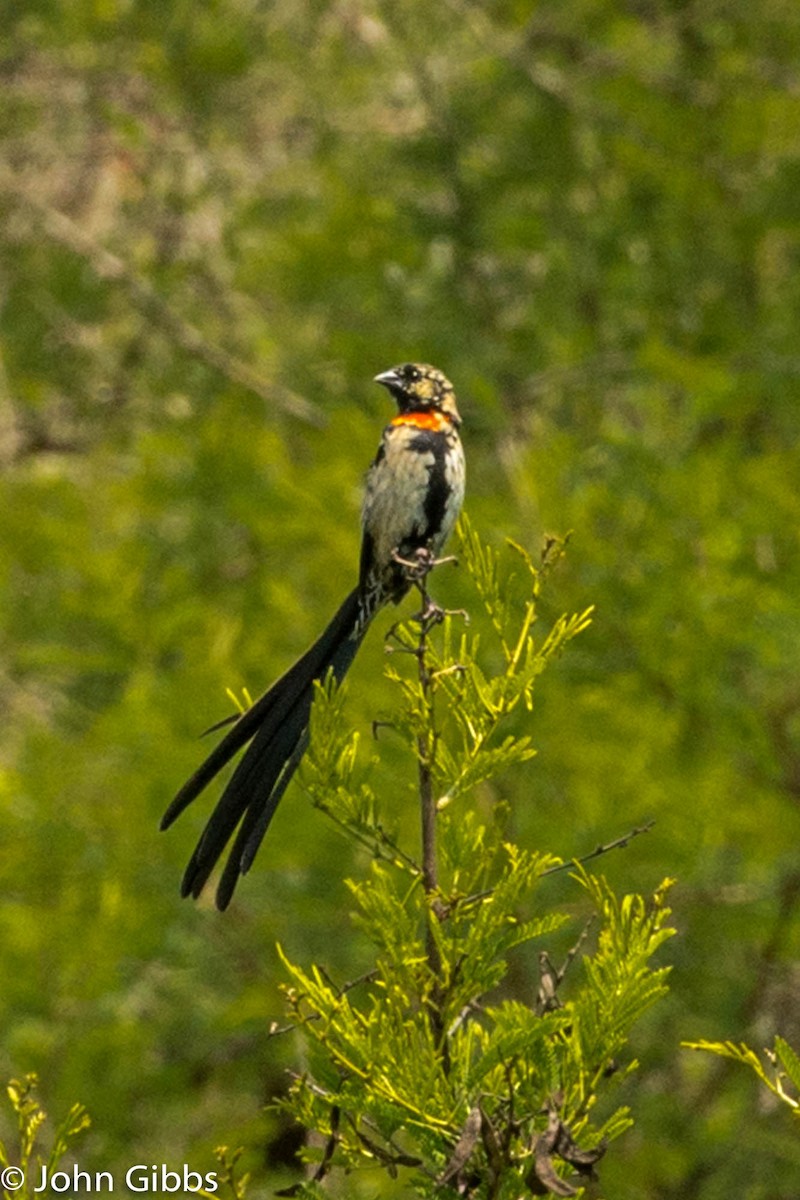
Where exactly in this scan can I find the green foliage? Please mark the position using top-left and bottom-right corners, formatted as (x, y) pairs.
(430, 519), (592, 809)
(0, 1075), (89, 1200)
(281, 539), (673, 1196)
(0, 1076), (248, 1200)
(302, 516), (593, 840)
(683, 1037), (800, 1119)
(277, 867), (673, 1197)
(570, 869), (673, 1078)
(203, 1148), (251, 1200)
(1, 1), (799, 1194)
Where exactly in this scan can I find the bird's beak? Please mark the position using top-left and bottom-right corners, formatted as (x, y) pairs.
(374, 368), (401, 390)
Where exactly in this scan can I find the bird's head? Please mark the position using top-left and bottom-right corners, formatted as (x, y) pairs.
(374, 363), (461, 426)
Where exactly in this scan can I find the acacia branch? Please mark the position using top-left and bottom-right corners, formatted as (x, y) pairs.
(393, 548), (458, 1050)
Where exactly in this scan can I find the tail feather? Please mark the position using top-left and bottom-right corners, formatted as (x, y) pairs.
(167, 587), (367, 908)
(214, 734), (307, 910)
(181, 694), (310, 902)
(239, 733), (308, 873)
(162, 589), (363, 832)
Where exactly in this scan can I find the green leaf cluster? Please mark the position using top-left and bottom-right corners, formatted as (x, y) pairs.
(279, 536), (673, 1196)
(683, 1037), (800, 1119)
(0, 1075), (89, 1200)
(383, 517), (593, 811)
(278, 842), (673, 1196)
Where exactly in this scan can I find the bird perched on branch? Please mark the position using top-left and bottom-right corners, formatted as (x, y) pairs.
(162, 363), (466, 909)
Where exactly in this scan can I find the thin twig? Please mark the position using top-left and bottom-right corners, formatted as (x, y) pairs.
(311, 795), (421, 875)
(536, 917), (596, 1015)
(268, 970), (378, 1039)
(543, 820), (656, 876)
(392, 547), (454, 907)
(446, 821), (655, 915)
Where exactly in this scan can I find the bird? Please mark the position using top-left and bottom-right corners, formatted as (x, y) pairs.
(161, 363), (466, 909)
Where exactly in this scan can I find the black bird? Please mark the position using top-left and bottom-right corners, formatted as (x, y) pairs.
(162, 363), (466, 909)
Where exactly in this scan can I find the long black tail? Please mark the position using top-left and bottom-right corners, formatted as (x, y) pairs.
(162, 588), (366, 910)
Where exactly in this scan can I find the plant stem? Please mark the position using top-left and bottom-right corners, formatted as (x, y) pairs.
(417, 615), (438, 902)
(394, 547), (457, 1055)
(408, 554), (449, 1054)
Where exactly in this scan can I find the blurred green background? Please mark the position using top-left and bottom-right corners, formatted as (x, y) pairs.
(2, 1), (800, 1195)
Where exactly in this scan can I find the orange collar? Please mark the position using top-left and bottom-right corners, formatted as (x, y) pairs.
(390, 410), (450, 432)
